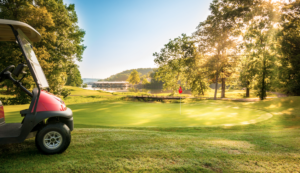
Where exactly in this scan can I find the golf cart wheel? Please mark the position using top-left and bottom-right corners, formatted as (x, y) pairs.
(35, 123), (71, 155)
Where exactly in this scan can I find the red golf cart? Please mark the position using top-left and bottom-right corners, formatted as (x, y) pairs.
(0, 19), (73, 154)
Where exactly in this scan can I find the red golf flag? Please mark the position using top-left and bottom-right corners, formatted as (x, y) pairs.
(178, 86), (182, 94)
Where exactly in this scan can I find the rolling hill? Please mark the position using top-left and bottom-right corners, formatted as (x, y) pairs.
(100, 68), (156, 81)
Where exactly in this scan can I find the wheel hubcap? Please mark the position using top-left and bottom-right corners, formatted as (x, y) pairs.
(43, 131), (63, 150)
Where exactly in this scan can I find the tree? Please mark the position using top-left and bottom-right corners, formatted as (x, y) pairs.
(82, 83), (88, 88)
(144, 70), (163, 89)
(127, 70), (140, 85)
(239, 55), (257, 97)
(66, 66), (83, 87)
(60, 88), (71, 99)
(278, 0), (300, 95)
(142, 78), (149, 85)
(194, 0), (240, 99)
(0, 0), (55, 103)
(154, 34), (209, 95)
(0, 0), (86, 103)
(241, 0), (281, 100)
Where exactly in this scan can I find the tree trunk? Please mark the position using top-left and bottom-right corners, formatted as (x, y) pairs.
(221, 78), (225, 98)
(260, 59), (266, 100)
(214, 73), (219, 100)
(6, 85), (10, 93)
(246, 81), (250, 98)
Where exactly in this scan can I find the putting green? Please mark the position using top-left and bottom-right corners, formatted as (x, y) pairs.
(68, 101), (272, 127)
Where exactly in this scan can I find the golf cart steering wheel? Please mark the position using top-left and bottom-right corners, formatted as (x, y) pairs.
(0, 65), (15, 82)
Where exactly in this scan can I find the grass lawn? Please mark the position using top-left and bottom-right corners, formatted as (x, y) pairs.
(199, 89), (277, 99)
(1, 128), (300, 172)
(5, 101), (272, 127)
(1, 87), (300, 172)
(112, 88), (277, 99)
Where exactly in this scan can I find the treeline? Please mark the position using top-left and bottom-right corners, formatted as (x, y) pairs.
(154, 0), (300, 100)
(0, 0), (85, 103)
(100, 68), (155, 81)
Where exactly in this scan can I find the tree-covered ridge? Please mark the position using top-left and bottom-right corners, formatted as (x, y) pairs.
(101, 68), (156, 81)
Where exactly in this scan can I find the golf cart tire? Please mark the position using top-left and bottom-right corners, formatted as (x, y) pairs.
(35, 123), (71, 155)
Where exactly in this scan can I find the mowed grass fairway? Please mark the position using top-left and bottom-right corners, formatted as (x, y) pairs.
(1, 87), (300, 172)
(70, 102), (272, 127)
(4, 101), (272, 127)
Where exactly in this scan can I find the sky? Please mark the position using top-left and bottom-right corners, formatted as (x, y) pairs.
(63, 0), (213, 79)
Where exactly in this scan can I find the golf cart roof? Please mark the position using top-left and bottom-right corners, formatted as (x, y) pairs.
(0, 19), (41, 42)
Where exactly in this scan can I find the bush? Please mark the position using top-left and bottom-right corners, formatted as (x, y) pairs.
(0, 97), (19, 105)
(60, 88), (71, 99)
(0, 90), (31, 105)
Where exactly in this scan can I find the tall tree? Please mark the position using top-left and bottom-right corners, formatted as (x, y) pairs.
(0, 0), (55, 103)
(194, 0), (240, 99)
(241, 0), (281, 100)
(239, 55), (257, 97)
(278, 0), (300, 95)
(154, 34), (209, 95)
(66, 65), (83, 87)
(0, 0), (86, 103)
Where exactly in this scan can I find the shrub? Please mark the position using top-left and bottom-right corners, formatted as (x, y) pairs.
(60, 88), (71, 99)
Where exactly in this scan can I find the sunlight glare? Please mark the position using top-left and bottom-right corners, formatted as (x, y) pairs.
(271, 0), (293, 3)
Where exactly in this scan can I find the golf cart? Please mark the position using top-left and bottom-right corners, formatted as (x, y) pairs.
(0, 19), (73, 154)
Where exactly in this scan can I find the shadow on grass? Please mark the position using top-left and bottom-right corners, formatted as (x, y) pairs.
(1, 126), (300, 172)
(0, 140), (39, 156)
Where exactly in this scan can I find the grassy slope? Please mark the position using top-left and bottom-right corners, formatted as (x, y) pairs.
(1, 87), (300, 172)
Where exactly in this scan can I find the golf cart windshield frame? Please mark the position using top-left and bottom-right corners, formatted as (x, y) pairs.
(9, 25), (49, 89)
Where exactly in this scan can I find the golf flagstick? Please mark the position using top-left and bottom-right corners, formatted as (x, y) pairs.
(178, 86), (182, 115)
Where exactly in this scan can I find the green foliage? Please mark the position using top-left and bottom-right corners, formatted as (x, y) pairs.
(142, 78), (149, 85)
(127, 70), (140, 85)
(143, 70), (163, 89)
(82, 83), (88, 88)
(195, 0), (242, 99)
(277, 0), (300, 96)
(153, 0), (291, 100)
(154, 34), (209, 96)
(60, 88), (71, 99)
(0, 0), (86, 98)
(240, 0), (280, 100)
(66, 66), (83, 87)
(128, 87), (140, 92)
